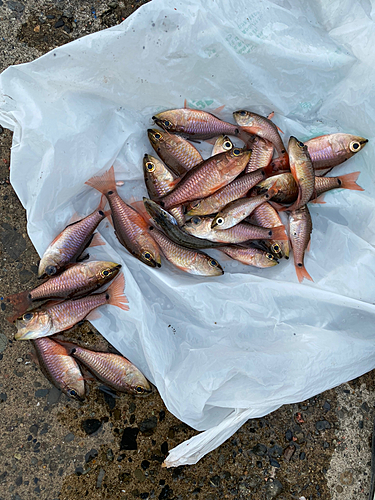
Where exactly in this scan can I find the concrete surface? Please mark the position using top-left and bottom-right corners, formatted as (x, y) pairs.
(0, 1), (374, 499)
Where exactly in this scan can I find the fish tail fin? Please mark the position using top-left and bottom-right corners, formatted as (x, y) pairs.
(4, 290), (32, 322)
(85, 166), (117, 195)
(271, 225), (288, 241)
(107, 274), (129, 311)
(339, 171), (364, 191)
(295, 263), (313, 283)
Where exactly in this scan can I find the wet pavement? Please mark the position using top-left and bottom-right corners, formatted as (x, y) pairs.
(0, 1), (374, 499)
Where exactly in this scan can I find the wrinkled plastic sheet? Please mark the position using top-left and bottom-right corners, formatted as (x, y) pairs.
(1, 0), (375, 467)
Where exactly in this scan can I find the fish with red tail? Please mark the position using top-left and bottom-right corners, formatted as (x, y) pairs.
(314, 171), (364, 198)
(160, 148), (251, 210)
(149, 227), (224, 276)
(147, 129), (203, 176)
(32, 337), (85, 400)
(5, 261), (121, 322)
(86, 166), (161, 267)
(56, 341), (151, 395)
(233, 110), (288, 168)
(289, 205), (313, 283)
(152, 108), (242, 140)
(186, 166), (272, 216)
(14, 273), (129, 340)
(38, 195), (108, 278)
(219, 245), (279, 268)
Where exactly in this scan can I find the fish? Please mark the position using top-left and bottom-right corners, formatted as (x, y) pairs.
(152, 108), (242, 140)
(305, 133), (368, 172)
(5, 261), (121, 322)
(219, 246), (279, 268)
(233, 110), (288, 168)
(249, 202), (290, 259)
(186, 167), (271, 216)
(85, 166), (161, 268)
(143, 198), (224, 249)
(211, 185), (278, 230)
(57, 341), (151, 395)
(244, 136), (274, 173)
(160, 148), (251, 209)
(149, 227), (224, 276)
(183, 216), (288, 244)
(147, 129), (203, 176)
(38, 196), (108, 278)
(143, 153), (185, 226)
(289, 205), (313, 283)
(211, 135), (234, 156)
(281, 137), (315, 212)
(14, 273), (129, 340)
(32, 337), (85, 400)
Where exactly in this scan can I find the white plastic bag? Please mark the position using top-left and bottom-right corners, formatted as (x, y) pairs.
(1, 0), (375, 467)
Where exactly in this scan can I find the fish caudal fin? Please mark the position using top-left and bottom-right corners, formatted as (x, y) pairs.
(339, 171), (364, 191)
(85, 166), (117, 196)
(4, 290), (32, 322)
(107, 274), (129, 311)
(271, 225), (288, 241)
(98, 194), (108, 211)
(295, 263), (313, 283)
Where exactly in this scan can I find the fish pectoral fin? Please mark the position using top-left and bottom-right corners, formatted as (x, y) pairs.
(213, 104), (225, 114)
(89, 233), (105, 247)
(85, 310), (102, 321)
(310, 194), (326, 204)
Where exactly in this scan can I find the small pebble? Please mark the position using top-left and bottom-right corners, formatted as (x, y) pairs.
(120, 427), (139, 450)
(64, 433), (74, 442)
(323, 401), (331, 411)
(139, 416), (157, 433)
(285, 429), (292, 441)
(54, 19), (64, 28)
(315, 420), (330, 431)
(81, 419), (102, 435)
(299, 452), (306, 460)
(96, 469), (105, 488)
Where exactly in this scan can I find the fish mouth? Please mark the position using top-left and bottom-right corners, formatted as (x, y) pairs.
(360, 139), (368, 144)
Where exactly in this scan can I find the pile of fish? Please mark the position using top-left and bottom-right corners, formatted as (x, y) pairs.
(142, 107), (366, 281)
(3, 104), (367, 400)
(5, 207), (151, 400)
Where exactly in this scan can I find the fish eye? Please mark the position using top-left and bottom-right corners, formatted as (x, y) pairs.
(192, 201), (201, 209)
(232, 148), (241, 156)
(154, 132), (161, 140)
(136, 386), (144, 394)
(266, 253), (274, 261)
(209, 259), (219, 267)
(143, 251), (152, 261)
(101, 268), (112, 278)
(145, 161), (155, 172)
(68, 389), (77, 397)
(240, 110), (246, 116)
(215, 217), (224, 226)
(272, 243), (280, 253)
(22, 312), (34, 321)
(191, 216), (201, 225)
(163, 120), (171, 127)
(223, 140), (232, 150)
(45, 265), (57, 276)
(349, 141), (360, 152)
(297, 141), (304, 148)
